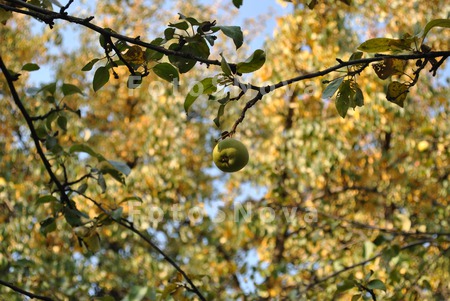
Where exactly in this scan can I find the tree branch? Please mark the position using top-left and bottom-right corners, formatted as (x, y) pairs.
(302, 239), (433, 292)
(73, 191), (207, 301)
(1, 0), (223, 67)
(0, 279), (55, 301)
(0, 54), (73, 208)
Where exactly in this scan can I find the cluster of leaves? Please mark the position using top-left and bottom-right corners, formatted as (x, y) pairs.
(0, 0), (449, 300)
(322, 18), (450, 117)
(82, 13), (249, 92)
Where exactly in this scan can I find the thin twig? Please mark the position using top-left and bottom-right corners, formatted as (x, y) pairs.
(0, 279), (55, 301)
(73, 191), (207, 301)
(302, 239), (433, 292)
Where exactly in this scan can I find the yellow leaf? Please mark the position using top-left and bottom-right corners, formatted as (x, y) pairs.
(386, 81), (409, 107)
(122, 46), (145, 65)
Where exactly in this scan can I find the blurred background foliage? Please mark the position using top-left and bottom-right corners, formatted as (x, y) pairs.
(0, 0), (449, 300)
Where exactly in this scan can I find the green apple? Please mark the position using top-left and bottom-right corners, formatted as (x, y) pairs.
(213, 138), (249, 172)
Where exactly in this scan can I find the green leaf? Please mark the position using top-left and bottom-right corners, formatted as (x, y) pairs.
(169, 21), (189, 31)
(214, 104), (226, 128)
(101, 167), (126, 185)
(168, 44), (198, 73)
(77, 183), (88, 194)
(98, 172), (107, 193)
(0, 7), (13, 24)
(357, 37), (413, 53)
(367, 279), (387, 291)
(164, 27), (176, 40)
(153, 63), (179, 83)
(62, 83), (84, 96)
(351, 294), (362, 301)
(45, 136), (58, 151)
(352, 86), (364, 108)
(107, 160), (131, 176)
(160, 283), (179, 300)
(236, 49), (266, 73)
(421, 19), (450, 39)
(184, 77), (218, 113)
(38, 82), (57, 95)
(111, 207), (123, 221)
(322, 77), (344, 99)
(40, 217), (57, 236)
(178, 13), (200, 26)
(69, 144), (105, 161)
(386, 81), (409, 107)
(45, 112), (57, 130)
(336, 279), (355, 293)
(171, 36), (210, 65)
(364, 270), (374, 283)
(57, 116), (68, 131)
(349, 51), (363, 61)
(81, 58), (100, 71)
(232, 0), (243, 8)
(335, 80), (352, 118)
(220, 54), (233, 76)
(93, 66), (110, 92)
(63, 207), (88, 227)
(36, 195), (58, 205)
(92, 296), (115, 301)
(120, 196), (143, 204)
(145, 39), (165, 61)
(122, 286), (148, 301)
(21, 63), (40, 71)
(213, 26), (244, 49)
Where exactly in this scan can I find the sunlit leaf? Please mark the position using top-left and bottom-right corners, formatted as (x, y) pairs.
(351, 294), (362, 301)
(335, 80), (351, 118)
(69, 144), (105, 160)
(122, 45), (145, 65)
(184, 77), (217, 113)
(322, 77), (344, 99)
(236, 49), (266, 73)
(421, 19), (450, 39)
(386, 81), (409, 107)
(357, 37), (413, 53)
(107, 160), (131, 176)
(372, 58), (406, 80)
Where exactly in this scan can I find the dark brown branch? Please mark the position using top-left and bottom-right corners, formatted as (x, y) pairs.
(261, 51), (449, 94)
(60, 0), (74, 14)
(1, 0), (223, 67)
(223, 92), (263, 138)
(0, 279), (55, 301)
(0, 54), (73, 208)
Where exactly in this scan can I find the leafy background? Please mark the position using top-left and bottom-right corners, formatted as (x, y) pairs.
(0, 0), (449, 300)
